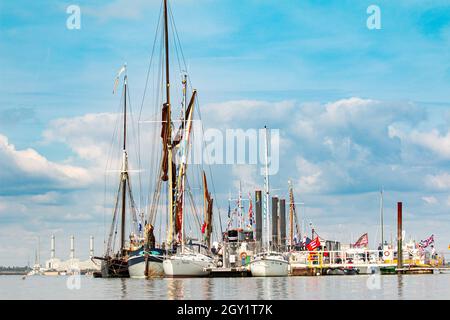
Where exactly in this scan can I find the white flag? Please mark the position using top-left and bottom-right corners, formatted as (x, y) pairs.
(113, 64), (127, 94)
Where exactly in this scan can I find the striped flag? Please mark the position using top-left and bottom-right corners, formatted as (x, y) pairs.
(353, 233), (369, 248)
(306, 237), (320, 251)
(419, 234), (434, 248)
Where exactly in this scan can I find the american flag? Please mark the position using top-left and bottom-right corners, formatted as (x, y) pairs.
(419, 234), (434, 248)
(306, 237), (320, 251)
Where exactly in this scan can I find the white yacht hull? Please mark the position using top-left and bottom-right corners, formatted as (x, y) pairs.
(163, 254), (213, 277)
(250, 257), (289, 277)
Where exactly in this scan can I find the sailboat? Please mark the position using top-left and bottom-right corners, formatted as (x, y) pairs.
(128, 0), (215, 277)
(93, 67), (140, 278)
(249, 126), (289, 277)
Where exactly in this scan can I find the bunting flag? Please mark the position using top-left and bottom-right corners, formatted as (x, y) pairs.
(306, 236), (320, 251)
(353, 233), (369, 248)
(419, 234), (434, 248)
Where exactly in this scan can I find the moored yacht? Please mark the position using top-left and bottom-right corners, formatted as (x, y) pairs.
(249, 126), (289, 277)
(250, 251), (289, 277)
(163, 243), (214, 277)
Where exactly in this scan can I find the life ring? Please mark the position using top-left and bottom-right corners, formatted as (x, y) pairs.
(240, 252), (247, 260)
(384, 251), (390, 257)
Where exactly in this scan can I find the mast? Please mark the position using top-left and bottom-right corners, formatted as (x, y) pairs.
(163, 0), (174, 245)
(380, 187), (384, 246)
(238, 181), (242, 229)
(120, 76), (128, 254)
(181, 74), (187, 253)
(263, 126), (270, 250)
(289, 181), (294, 248)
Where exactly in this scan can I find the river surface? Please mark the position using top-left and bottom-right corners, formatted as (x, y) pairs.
(1, 273), (449, 299)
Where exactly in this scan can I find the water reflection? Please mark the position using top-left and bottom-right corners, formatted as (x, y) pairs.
(7, 273), (448, 299)
(254, 277), (288, 300)
(119, 278), (127, 299)
(397, 275), (404, 299)
(203, 278), (214, 300)
(167, 279), (185, 300)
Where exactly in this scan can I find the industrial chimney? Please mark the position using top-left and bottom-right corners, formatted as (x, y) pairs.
(51, 234), (55, 259)
(255, 190), (262, 242)
(89, 235), (94, 258)
(70, 235), (75, 260)
(271, 196), (279, 245)
(279, 199), (286, 247)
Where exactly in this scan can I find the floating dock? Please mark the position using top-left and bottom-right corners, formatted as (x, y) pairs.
(205, 266), (251, 277)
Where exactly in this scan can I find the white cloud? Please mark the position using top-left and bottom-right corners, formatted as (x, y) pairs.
(204, 100), (296, 127)
(43, 113), (119, 164)
(422, 196), (438, 204)
(425, 173), (450, 191)
(0, 134), (91, 195)
(390, 127), (450, 159)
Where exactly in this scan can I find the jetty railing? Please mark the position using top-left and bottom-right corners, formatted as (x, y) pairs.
(290, 249), (436, 268)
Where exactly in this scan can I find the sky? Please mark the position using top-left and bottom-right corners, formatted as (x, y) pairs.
(1, 0), (450, 266)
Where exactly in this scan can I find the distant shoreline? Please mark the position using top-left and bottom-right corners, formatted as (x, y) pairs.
(0, 272), (27, 275)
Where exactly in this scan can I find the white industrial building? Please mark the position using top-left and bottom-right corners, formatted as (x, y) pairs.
(43, 235), (100, 275)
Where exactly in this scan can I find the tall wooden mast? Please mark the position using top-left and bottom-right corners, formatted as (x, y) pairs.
(120, 76), (128, 254)
(164, 0), (174, 244)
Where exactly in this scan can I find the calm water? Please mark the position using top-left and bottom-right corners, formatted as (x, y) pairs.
(1, 274), (449, 300)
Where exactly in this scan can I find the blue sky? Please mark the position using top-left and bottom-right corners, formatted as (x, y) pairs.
(1, 0), (450, 265)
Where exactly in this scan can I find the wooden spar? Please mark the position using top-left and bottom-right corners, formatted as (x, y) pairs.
(163, 0), (174, 245)
(203, 173), (208, 247)
(180, 75), (187, 253)
(380, 188), (384, 246)
(120, 76), (128, 254)
(397, 202), (403, 270)
(202, 171), (213, 250)
(174, 90), (196, 243)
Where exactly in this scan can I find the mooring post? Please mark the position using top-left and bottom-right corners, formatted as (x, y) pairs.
(397, 202), (403, 271)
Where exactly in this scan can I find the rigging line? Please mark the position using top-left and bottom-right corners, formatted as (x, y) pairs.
(168, 4), (183, 75)
(168, 2), (188, 72)
(139, 3), (163, 221)
(193, 91), (223, 236)
(138, 0), (163, 122)
(125, 79), (142, 216)
(107, 181), (122, 256)
(145, 21), (165, 224)
(186, 180), (202, 231)
(104, 82), (126, 251)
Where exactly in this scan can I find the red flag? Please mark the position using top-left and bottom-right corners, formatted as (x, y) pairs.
(306, 237), (320, 251)
(353, 233), (369, 248)
(201, 222), (207, 234)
